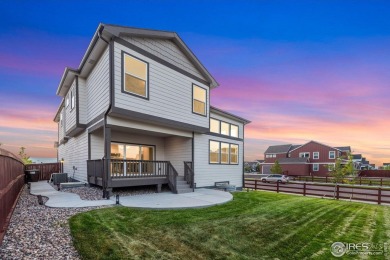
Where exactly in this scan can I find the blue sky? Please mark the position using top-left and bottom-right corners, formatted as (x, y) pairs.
(1, 0), (390, 165)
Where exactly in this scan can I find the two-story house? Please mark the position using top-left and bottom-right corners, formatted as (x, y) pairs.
(262, 141), (352, 176)
(54, 24), (250, 196)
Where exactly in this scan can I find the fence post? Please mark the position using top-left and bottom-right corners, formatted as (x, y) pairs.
(277, 181), (279, 193)
(381, 178), (383, 187)
(360, 177), (362, 185)
(312, 176), (314, 182)
(378, 188), (382, 205)
(336, 185), (339, 200)
(326, 176), (328, 183)
(303, 183), (306, 196)
(255, 179), (258, 190)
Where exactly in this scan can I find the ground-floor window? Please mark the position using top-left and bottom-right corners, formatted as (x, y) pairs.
(110, 143), (155, 176)
(209, 140), (239, 165)
(313, 163), (319, 171)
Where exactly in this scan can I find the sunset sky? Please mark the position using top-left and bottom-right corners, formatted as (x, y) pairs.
(1, 1), (389, 166)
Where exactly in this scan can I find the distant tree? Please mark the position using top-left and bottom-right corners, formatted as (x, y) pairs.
(256, 164), (260, 173)
(270, 160), (283, 174)
(327, 153), (355, 184)
(244, 164), (252, 173)
(19, 147), (32, 164)
(383, 165), (390, 170)
(326, 153), (356, 200)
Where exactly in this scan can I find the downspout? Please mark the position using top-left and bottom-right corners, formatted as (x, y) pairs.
(98, 26), (112, 198)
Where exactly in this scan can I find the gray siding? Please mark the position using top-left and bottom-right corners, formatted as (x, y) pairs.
(122, 36), (206, 80)
(164, 136), (192, 176)
(78, 78), (87, 124)
(86, 46), (110, 122)
(65, 80), (77, 133)
(59, 131), (89, 182)
(90, 128), (104, 160)
(113, 41), (210, 129)
(210, 111), (244, 139)
(194, 133), (243, 188)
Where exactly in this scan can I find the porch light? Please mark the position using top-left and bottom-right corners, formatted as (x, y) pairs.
(116, 194), (120, 205)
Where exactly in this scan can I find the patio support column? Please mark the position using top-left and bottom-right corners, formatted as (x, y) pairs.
(104, 126), (112, 195)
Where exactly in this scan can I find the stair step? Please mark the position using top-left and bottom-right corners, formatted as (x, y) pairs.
(177, 184), (191, 189)
(176, 180), (188, 185)
(177, 188), (194, 194)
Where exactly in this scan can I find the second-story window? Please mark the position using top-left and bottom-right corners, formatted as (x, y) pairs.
(230, 125), (239, 138)
(60, 113), (63, 126)
(65, 97), (69, 108)
(193, 84), (206, 115)
(299, 152), (310, 158)
(210, 118), (220, 133)
(124, 53), (148, 98)
(221, 122), (230, 135)
(313, 152), (319, 159)
(329, 151), (336, 159)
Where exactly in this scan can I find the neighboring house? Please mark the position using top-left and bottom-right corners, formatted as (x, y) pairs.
(244, 161), (262, 172)
(263, 141), (353, 176)
(54, 24), (250, 195)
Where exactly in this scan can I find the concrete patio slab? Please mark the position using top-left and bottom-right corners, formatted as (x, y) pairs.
(115, 188), (233, 209)
(30, 181), (233, 209)
(30, 181), (115, 208)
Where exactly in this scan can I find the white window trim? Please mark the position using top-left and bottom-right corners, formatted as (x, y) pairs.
(193, 84), (207, 116)
(70, 91), (75, 110)
(313, 152), (319, 159)
(65, 97), (69, 108)
(329, 151), (336, 159)
(313, 163), (319, 171)
(299, 152), (310, 158)
(123, 53), (149, 99)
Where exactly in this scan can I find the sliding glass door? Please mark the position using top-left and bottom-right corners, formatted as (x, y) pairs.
(111, 143), (155, 176)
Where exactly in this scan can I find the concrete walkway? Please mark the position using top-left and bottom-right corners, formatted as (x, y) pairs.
(30, 181), (233, 209)
(30, 182), (115, 208)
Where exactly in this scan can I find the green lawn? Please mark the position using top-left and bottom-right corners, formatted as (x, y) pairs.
(70, 191), (390, 259)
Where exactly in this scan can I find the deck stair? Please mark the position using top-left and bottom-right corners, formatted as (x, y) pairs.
(176, 176), (193, 194)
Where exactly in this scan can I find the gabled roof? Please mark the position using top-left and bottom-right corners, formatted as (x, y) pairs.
(335, 146), (351, 152)
(289, 140), (343, 153)
(290, 145), (302, 151)
(56, 23), (219, 97)
(210, 106), (251, 124)
(264, 144), (292, 154)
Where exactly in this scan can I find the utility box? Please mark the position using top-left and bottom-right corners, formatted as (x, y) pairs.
(52, 173), (68, 185)
(25, 170), (40, 182)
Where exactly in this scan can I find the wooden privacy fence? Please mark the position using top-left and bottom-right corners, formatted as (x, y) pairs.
(25, 162), (61, 180)
(0, 148), (24, 245)
(244, 179), (390, 205)
(291, 175), (390, 187)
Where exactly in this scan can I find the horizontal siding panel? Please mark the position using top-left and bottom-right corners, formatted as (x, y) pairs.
(90, 129), (104, 160)
(194, 134), (243, 188)
(65, 81), (77, 132)
(121, 36), (205, 80)
(78, 78), (87, 124)
(86, 46), (110, 122)
(61, 131), (88, 183)
(114, 42), (209, 129)
(164, 136), (192, 176)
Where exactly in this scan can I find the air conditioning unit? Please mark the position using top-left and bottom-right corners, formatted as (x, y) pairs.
(52, 173), (68, 185)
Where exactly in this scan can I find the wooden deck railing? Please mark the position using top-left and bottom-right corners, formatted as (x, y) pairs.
(110, 160), (170, 178)
(0, 148), (24, 245)
(184, 161), (195, 191)
(87, 159), (178, 193)
(244, 179), (390, 205)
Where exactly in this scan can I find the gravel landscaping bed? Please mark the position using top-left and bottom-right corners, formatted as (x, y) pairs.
(0, 183), (172, 259)
(62, 184), (171, 200)
(0, 185), (111, 260)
